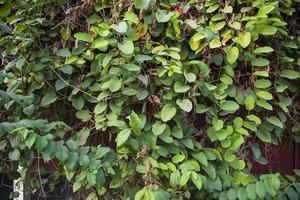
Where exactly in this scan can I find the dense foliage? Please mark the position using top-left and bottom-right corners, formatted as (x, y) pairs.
(1, 0), (300, 199)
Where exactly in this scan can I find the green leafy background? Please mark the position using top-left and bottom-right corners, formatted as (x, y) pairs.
(0, 0), (300, 199)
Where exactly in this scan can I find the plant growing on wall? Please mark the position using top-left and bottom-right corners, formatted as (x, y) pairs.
(0, 0), (300, 199)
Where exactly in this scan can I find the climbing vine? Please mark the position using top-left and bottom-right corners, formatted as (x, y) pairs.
(0, 0), (300, 199)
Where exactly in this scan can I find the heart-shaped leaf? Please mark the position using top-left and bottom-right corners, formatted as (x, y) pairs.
(226, 46), (239, 64)
(118, 39), (134, 54)
(161, 104), (177, 122)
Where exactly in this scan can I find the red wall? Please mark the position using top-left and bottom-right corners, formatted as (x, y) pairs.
(251, 141), (300, 175)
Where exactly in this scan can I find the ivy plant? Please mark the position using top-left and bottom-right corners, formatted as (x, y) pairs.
(0, 0), (300, 199)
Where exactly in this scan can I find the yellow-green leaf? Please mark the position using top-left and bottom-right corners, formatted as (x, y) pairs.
(238, 32), (251, 48)
(226, 46), (239, 64)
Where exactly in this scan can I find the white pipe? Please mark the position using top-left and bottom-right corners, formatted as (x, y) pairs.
(13, 166), (24, 200)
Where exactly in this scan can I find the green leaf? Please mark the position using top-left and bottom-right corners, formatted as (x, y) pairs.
(229, 21), (241, 30)
(256, 129), (271, 143)
(172, 154), (185, 163)
(213, 21), (226, 32)
(61, 27), (71, 40)
(247, 114), (261, 124)
(56, 48), (71, 57)
(74, 32), (93, 43)
(123, 64), (140, 71)
(224, 151), (236, 162)
(0, 4), (11, 19)
(287, 187), (299, 200)
(161, 104), (177, 122)
(238, 32), (251, 48)
(134, 0), (151, 9)
(234, 117), (243, 128)
(253, 46), (273, 54)
(196, 104), (208, 113)
(227, 188), (237, 200)
(203, 163), (216, 179)
(118, 39), (134, 54)
(223, 6), (233, 13)
(184, 72), (196, 83)
(10, 135), (20, 148)
(124, 11), (139, 24)
(0, 140), (7, 151)
(189, 32), (204, 51)
(109, 76), (122, 92)
(115, 129), (131, 147)
(153, 190), (170, 200)
(230, 135), (244, 150)
(23, 104), (35, 116)
(257, 5), (275, 16)
(259, 25), (277, 35)
(193, 152), (208, 167)
(184, 60), (210, 77)
(56, 145), (69, 162)
(95, 147), (110, 158)
(41, 91), (57, 107)
(295, 183), (300, 194)
(207, 4), (219, 13)
(60, 65), (73, 75)
(209, 39), (222, 49)
(25, 133), (37, 148)
(152, 121), (166, 136)
(255, 79), (271, 89)
(230, 159), (245, 170)
(212, 118), (223, 131)
(91, 38), (108, 49)
(246, 184), (256, 200)
(112, 21), (128, 33)
(251, 58), (270, 67)
(171, 127), (183, 139)
(185, 19), (197, 29)
(237, 188), (247, 200)
(256, 181), (266, 199)
(266, 116), (284, 128)
(155, 10), (172, 23)
(66, 139), (78, 150)
(134, 188), (147, 200)
(94, 102), (107, 115)
(77, 128), (90, 146)
(176, 99), (193, 112)
(182, 138), (194, 150)
(220, 100), (240, 112)
(73, 182), (82, 193)
(245, 96), (255, 111)
(137, 90), (148, 100)
(174, 81), (190, 93)
(254, 70), (269, 77)
(179, 171), (190, 188)
(226, 46), (239, 64)
(0, 20), (12, 33)
(86, 192), (97, 200)
(256, 91), (273, 100)
(76, 110), (91, 122)
(257, 100), (273, 110)
(269, 176), (281, 194)
(129, 111), (143, 135)
(294, 169), (300, 177)
(9, 149), (20, 161)
(280, 69), (300, 79)
(55, 79), (68, 91)
(251, 144), (262, 159)
(191, 172), (202, 190)
(69, 95), (84, 110)
(170, 170), (180, 186)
